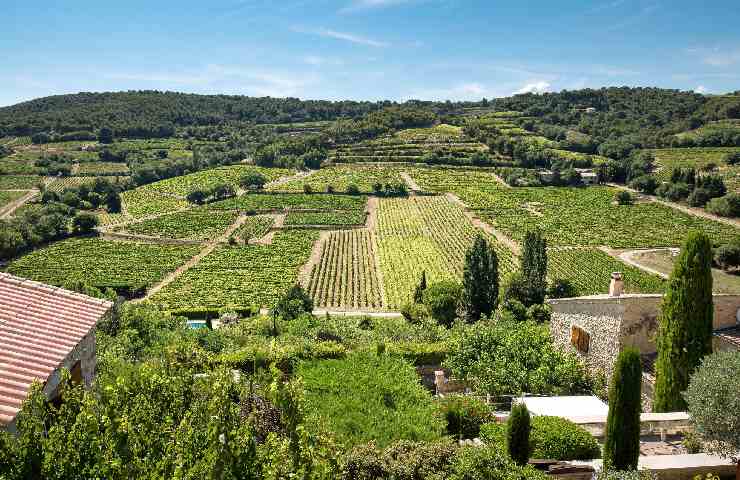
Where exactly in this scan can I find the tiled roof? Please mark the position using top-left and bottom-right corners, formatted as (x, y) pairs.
(714, 326), (740, 349)
(0, 273), (113, 427)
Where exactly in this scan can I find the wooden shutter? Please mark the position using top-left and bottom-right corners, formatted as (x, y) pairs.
(570, 326), (590, 353)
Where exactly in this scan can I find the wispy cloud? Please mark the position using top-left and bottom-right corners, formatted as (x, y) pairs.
(687, 46), (740, 67)
(514, 81), (551, 95)
(694, 85), (708, 94)
(604, 3), (660, 32)
(402, 82), (500, 101)
(340, 0), (412, 13)
(291, 27), (389, 47)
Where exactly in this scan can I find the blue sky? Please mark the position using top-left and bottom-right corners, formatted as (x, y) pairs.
(3, 0), (740, 106)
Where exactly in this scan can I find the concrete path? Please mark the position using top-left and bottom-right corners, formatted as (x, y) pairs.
(0, 190), (38, 219)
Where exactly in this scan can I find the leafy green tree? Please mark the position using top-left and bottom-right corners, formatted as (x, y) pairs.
(653, 230), (713, 412)
(604, 347), (642, 470)
(186, 189), (208, 204)
(240, 172), (267, 190)
(275, 284), (313, 321)
(521, 229), (548, 306)
(462, 234), (500, 321)
(73, 212), (100, 234)
(684, 351), (740, 477)
(507, 403), (531, 466)
(422, 281), (462, 327)
(98, 126), (114, 144)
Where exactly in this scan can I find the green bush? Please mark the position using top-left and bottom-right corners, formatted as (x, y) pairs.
(422, 281), (463, 327)
(298, 353), (445, 448)
(436, 395), (494, 439)
(507, 403), (530, 465)
(706, 193), (740, 217)
(480, 416), (601, 461)
(446, 445), (548, 480)
(615, 190), (634, 205)
(341, 439), (457, 480)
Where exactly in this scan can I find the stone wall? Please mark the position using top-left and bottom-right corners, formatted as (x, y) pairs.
(549, 294), (740, 381)
(43, 318), (102, 400)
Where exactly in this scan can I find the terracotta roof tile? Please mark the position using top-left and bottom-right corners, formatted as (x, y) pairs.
(0, 273), (113, 428)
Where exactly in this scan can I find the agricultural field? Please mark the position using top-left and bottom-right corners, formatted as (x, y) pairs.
(548, 248), (666, 296)
(120, 188), (189, 217)
(375, 195), (515, 308)
(406, 171), (739, 248)
(674, 119), (740, 141)
(306, 230), (384, 309)
(0, 175), (42, 190)
(210, 192), (367, 212)
(0, 190), (25, 209)
(648, 147), (740, 192)
(329, 125), (487, 165)
(284, 210), (366, 227)
(143, 165), (293, 196)
(76, 161), (131, 175)
(232, 215), (275, 243)
(7, 238), (199, 292)
(269, 164), (405, 194)
(47, 175), (129, 193)
(119, 209), (238, 240)
(151, 230), (319, 310)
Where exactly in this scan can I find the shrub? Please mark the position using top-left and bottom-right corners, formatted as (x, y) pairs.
(72, 212), (100, 234)
(436, 395), (494, 439)
(274, 284), (313, 321)
(302, 183), (313, 194)
(595, 470), (658, 480)
(654, 231), (713, 412)
(706, 193), (740, 217)
(186, 189), (207, 204)
(298, 353), (445, 449)
(446, 445), (548, 480)
(714, 241), (740, 271)
(725, 151), (740, 165)
(507, 403), (530, 465)
(526, 303), (551, 323)
(444, 320), (592, 397)
(657, 182), (690, 201)
(422, 281), (462, 328)
(695, 174), (726, 198)
(346, 184), (360, 195)
(687, 188), (711, 207)
(547, 278), (577, 299)
(400, 302), (430, 324)
(684, 351), (740, 463)
(240, 172), (267, 190)
(604, 347), (641, 470)
(628, 175), (657, 194)
(341, 439), (457, 480)
(480, 416), (601, 461)
(615, 190), (634, 205)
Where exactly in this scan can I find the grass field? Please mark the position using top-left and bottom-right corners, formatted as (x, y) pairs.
(375, 195), (515, 308)
(7, 238), (199, 291)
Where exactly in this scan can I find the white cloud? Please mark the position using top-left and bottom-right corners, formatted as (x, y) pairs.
(694, 85), (708, 94)
(292, 27), (389, 47)
(401, 82), (500, 101)
(514, 81), (551, 95)
(686, 46), (740, 67)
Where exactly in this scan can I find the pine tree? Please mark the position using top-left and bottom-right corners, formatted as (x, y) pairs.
(521, 229), (547, 306)
(653, 230), (714, 412)
(413, 271), (427, 303)
(604, 347), (642, 470)
(507, 403), (530, 466)
(463, 234), (499, 322)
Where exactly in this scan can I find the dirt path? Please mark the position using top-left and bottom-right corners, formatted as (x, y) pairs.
(490, 172), (511, 188)
(599, 246), (673, 279)
(445, 192), (521, 255)
(607, 183), (740, 229)
(266, 169), (317, 190)
(137, 215), (249, 301)
(253, 213), (286, 245)
(297, 230), (331, 288)
(0, 190), (38, 219)
(400, 172), (422, 194)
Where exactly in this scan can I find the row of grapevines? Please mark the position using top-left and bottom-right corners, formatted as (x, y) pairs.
(142, 165), (294, 196)
(121, 209), (237, 240)
(7, 238), (199, 290)
(269, 165), (405, 193)
(210, 193), (367, 212)
(0, 175), (42, 190)
(233, 215), (275, 242)
(284, 211), (366, 226)
(307, 230), (383, 309)
(151, 230), (319, 310)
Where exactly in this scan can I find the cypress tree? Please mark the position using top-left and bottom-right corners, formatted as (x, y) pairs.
(413, 271), (427, 303)
(507, 403), (531, 466)
(604, 347), (642, 470)
(521, 229), (547, 306)
(653, 230), (714, 412)
(463, 234), (499, 322)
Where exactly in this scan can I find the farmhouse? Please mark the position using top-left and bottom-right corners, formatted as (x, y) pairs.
(0, 273), (113, 432)
(548, 273), (740, 408)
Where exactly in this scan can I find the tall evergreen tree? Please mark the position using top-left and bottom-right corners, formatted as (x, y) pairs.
(507, 403), (531, 466)
(413, 271), (427, 303)
(463, 234), (499, 322)
(604, 347), (642, 470)
(653, 230), (714, 412)
(521, 229), (547, 306)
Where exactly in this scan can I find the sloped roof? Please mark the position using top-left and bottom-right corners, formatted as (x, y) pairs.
(0, 273), (113, 427)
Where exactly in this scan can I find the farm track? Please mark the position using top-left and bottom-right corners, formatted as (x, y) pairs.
(400, 172), (422, 194)
(0, 190), (38, 219)
(445, 192), (522, 255)
(607, 183), (740, 229)
(137, 215), (249, 302)
(599, 246), (672, 279)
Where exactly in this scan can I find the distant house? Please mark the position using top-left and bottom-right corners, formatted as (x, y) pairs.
(0, 273), (113, 432)
(548, 272), (740, 409)
(575, 168), (598, 185)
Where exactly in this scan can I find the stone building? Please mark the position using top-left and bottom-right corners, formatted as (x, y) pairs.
(548, 273), (740, 404)
(0, 273), (113, 432)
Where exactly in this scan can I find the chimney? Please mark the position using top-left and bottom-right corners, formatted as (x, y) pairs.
(609, 272), (624, 297)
